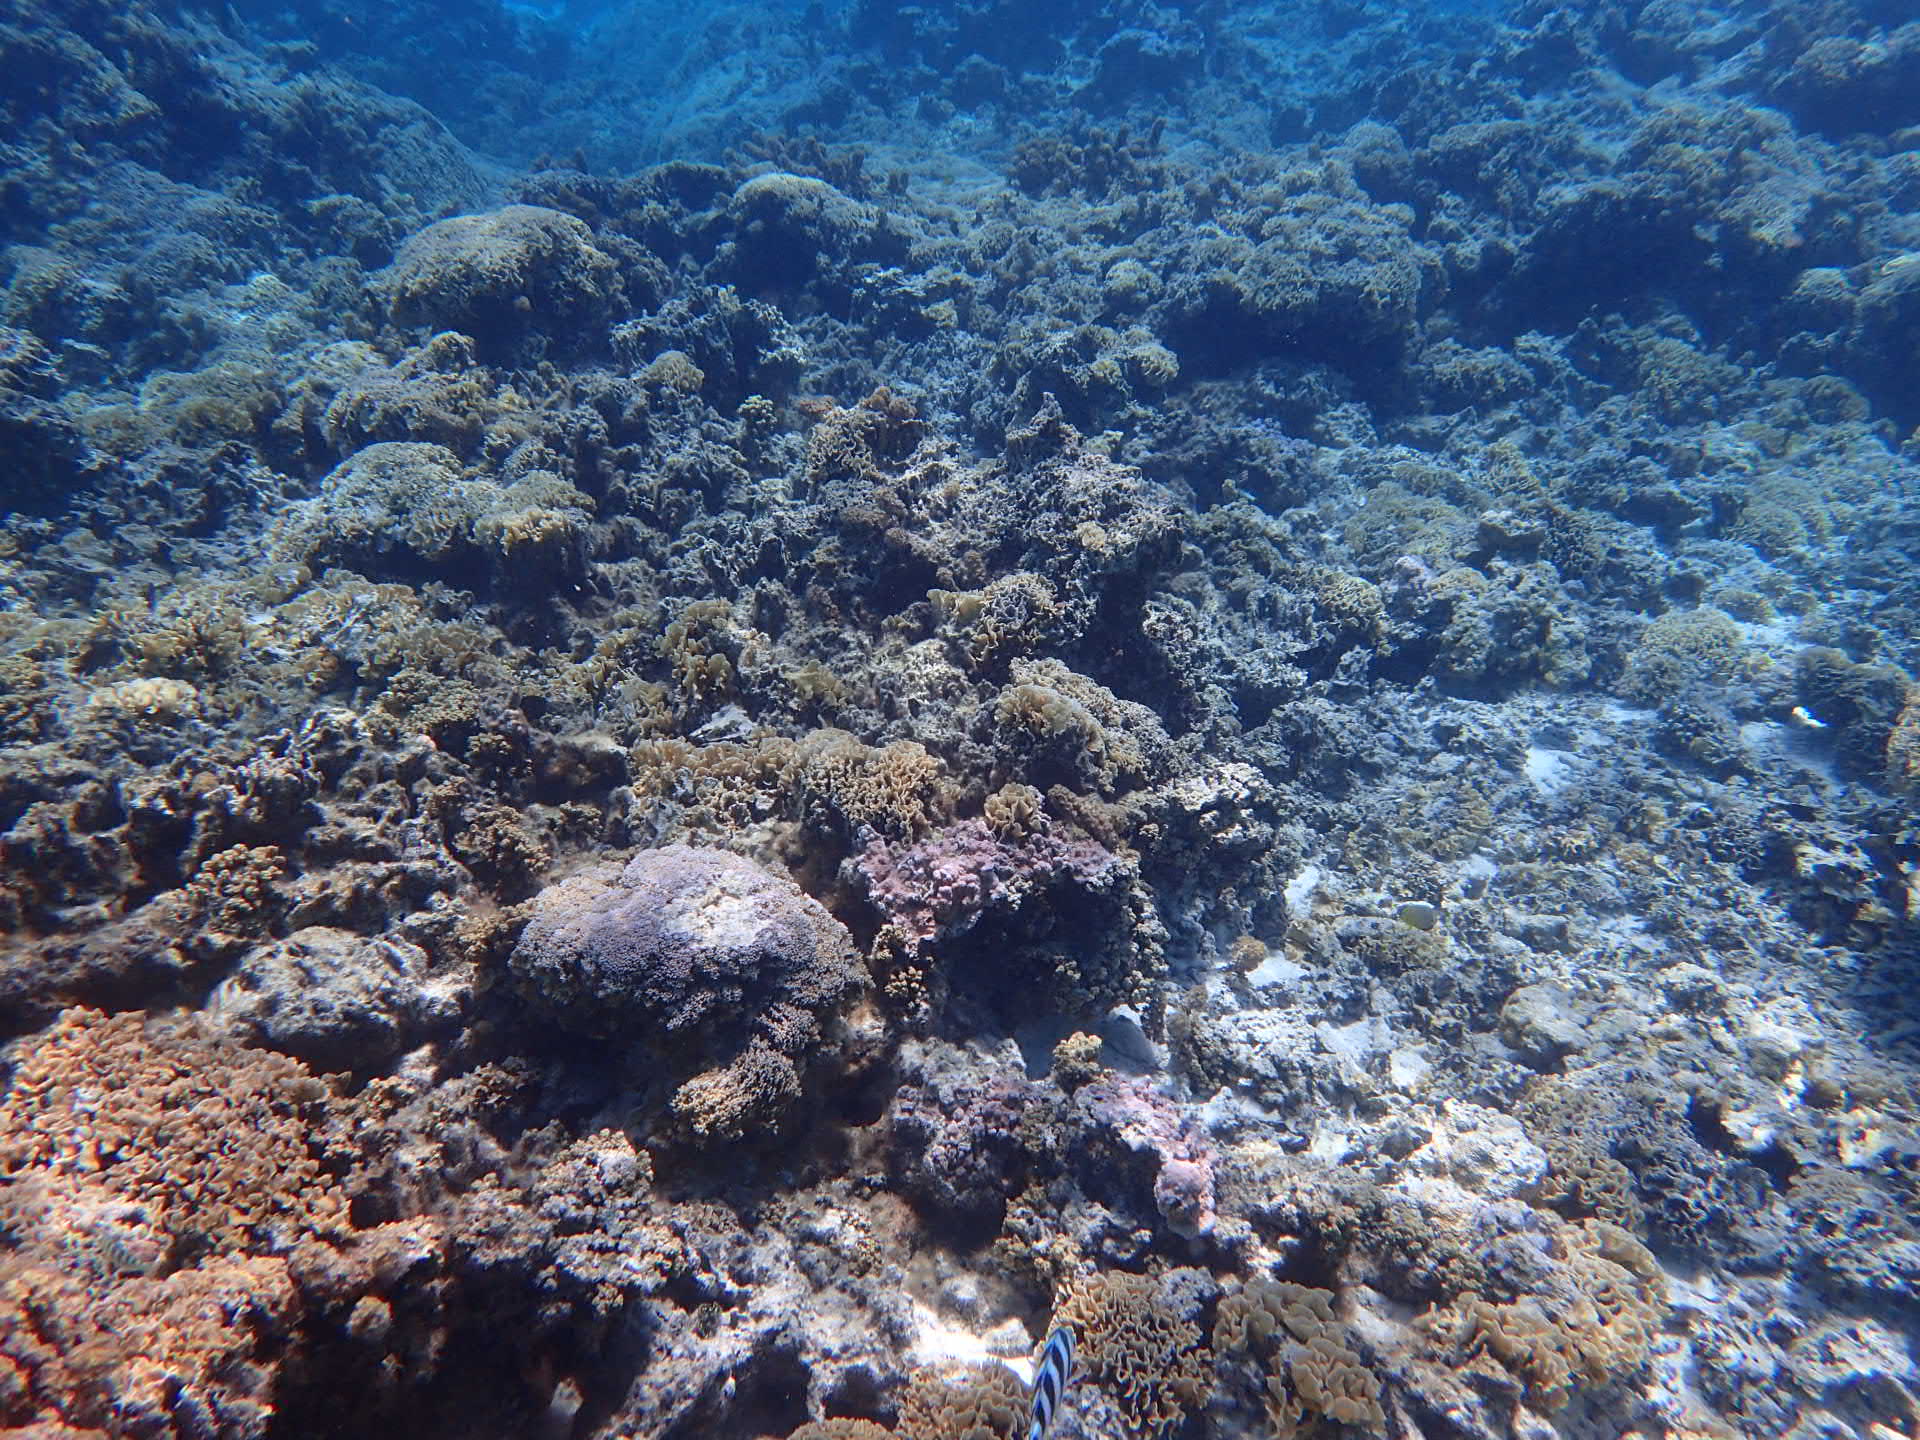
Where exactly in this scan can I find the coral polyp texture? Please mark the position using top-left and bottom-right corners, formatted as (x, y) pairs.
(4, 0), (1920, 1434)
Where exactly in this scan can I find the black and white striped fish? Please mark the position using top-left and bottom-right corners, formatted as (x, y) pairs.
(1027, 1326), (1077, 1440)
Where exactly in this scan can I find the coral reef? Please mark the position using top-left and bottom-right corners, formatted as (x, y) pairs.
(509, 844), (870, 1139)
(4, 0), (1920, 1432)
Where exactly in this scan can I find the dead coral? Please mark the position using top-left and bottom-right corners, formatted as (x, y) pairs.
(445, 1128), (688, 1335)
(1074, 1075), (1218, 1239)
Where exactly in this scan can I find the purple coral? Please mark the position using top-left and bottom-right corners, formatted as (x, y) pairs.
(851, 818), (1124, 947)
(1075, 1074), (1217, 1238)
(511, 844), (860, 1045)
(509, 845), (867, 1138)
(889, 1074), (1052, 1221)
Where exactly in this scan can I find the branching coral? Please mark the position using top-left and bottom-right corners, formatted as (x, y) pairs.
(0, 1008), (350, 1258)
(1, 1252), (303, 1437)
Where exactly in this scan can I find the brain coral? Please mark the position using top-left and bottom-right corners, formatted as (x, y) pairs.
(509, 844), (868, 1138)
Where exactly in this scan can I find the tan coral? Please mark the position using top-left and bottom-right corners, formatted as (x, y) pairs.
(1886, 687), (1920, 792)
(798, 728), (952, 839)
(178, 843), (288, 940)
(1215, 1279), (1384, 1437)
(1423, 1218), (1665, 1411)
(0, 1009), (350, 1256)
(671, 1041), (803, 1140)
(983, 783), (1047, 842)
(789, 1422), (896, 1440)
(930, 572), (1064, 671)
(896, 1362), (1027, 1440)
(1050, 1031), (1105, 1092)
(83, 675), (201, 722)
(1053, 1271), (1213, 1438)
(993, 659), (1169, 796)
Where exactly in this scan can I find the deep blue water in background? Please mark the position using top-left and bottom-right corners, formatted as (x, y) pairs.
(221, 0), (1525, 170)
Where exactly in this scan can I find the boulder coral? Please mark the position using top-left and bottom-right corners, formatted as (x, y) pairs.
(371, 204), (624, 361)
(509, 843), (869, 1139)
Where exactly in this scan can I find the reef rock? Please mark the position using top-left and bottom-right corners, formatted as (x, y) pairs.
(212, 925), (462, 1068)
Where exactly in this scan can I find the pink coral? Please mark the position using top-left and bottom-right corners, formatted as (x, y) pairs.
(851, 818), (1123, 947)
(1075, 1074), (1217, 1238)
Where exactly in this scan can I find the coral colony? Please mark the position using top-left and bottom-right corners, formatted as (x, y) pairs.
(3, 0), (1920, 1437)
